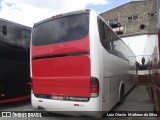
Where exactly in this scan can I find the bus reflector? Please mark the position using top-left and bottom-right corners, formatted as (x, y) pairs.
(90, 77), (99, 98)
(74, 104), (79, 106)
(38, 100), (43, 102)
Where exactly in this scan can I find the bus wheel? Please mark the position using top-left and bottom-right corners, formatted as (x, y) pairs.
(119, 85), (124, 104)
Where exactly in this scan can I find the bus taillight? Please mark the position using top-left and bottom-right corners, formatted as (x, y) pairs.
(90, 77), (99, 98)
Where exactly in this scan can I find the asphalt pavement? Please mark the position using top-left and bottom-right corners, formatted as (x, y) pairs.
(0, 85), (158, 120)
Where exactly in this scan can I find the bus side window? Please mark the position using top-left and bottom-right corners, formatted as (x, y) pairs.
(98, 17), (116, 52)
(98, 17), (127, 60)
(98, 17), (105, 40)
(102, 23), (106, 39)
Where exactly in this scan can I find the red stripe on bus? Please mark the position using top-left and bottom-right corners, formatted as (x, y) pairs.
(0, 96), (30, 104)
(32, 34), (90, 58)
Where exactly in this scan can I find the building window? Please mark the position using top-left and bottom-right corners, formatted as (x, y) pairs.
(98, 17), (126, 60)
(148, 12), (157, 20)
(128, 15), (138, 23)
(108, 19), (121, 28)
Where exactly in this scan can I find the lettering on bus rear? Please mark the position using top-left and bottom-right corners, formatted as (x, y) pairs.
(34, 94), (90, 102)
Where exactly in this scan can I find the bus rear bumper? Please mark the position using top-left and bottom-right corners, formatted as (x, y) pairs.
(31, 93), (102, 117)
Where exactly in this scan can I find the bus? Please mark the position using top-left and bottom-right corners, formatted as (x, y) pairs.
(0, 18), (31, 104)
(31, 9), (136, 117)
(146, 0), (160, 113)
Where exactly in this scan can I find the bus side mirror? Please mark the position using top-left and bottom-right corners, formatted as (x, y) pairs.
(2, 25), (7, 35)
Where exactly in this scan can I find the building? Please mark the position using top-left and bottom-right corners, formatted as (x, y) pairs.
(100, 0), (157, 37)
(100, 0), (157, 63)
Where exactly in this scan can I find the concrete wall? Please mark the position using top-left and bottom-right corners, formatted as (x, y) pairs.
(122, 34), (157, 63)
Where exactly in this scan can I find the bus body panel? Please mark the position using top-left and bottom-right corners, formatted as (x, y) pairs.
(31, 14), (91, 97)
(32, 55), (90, 97)
(31, 93), (102, 117)
(32, 56), (90, 77)
(101, 47), (136, 111)
(89, 10), (104, 112)
(145, 0), (160, 113)
(32, 34), (90, 59)
(0, 19), (31, 103)
(96, 15), (136, 112)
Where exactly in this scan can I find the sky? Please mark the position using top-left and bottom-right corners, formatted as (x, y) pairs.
(0, 0), (140, 27)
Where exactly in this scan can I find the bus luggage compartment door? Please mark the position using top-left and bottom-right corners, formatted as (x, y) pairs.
(32, 55), (90, 98)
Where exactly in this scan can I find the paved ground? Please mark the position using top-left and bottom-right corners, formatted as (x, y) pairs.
(0, 85), (158, 120)
(115, 85), (154, 111)
(112, 85), (158, 120)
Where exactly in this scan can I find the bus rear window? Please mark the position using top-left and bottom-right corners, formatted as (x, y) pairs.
(32, 14), (89, 46)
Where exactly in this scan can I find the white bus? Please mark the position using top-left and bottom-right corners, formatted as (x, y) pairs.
(31, 9), (137, 117)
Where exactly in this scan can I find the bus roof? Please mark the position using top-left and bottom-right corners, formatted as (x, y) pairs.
(0, 18), (31, 30)
(33, 9), (90, 27)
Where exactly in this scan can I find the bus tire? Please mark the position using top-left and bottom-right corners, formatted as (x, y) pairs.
(119, 85), (124, 104)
